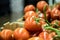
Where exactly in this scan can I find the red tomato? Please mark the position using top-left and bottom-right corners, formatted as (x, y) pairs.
(24, 5), (35, 13)
(13, 28), (30, 40)
(37, 1), (48, 12)
(0, 29), (12, 40)
(24, 16), (46, 32)
(39, 31), (52, 40)
(51, 20), (60, 28)
(28, 37), (43, 40)
(51, 8), (60, 20)
(24, 11), (38, 19)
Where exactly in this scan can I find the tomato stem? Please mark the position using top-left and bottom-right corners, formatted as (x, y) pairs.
(36, 8), (39, 13)
(44, 25), (60, 36)
(43, 5), (51, 26)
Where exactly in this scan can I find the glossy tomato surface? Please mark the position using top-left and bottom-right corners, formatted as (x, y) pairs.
(51, 20), (60, 28)
(51, 8), (60, 20)
(39, 31), (51, 40)
(24, 11), (38, 19)
(37, 1), (48, 12)
(0, 29), (12, 40)
(13, 28), (30, 40)
(24, 5), (35, 13)
(24, 16), (46, 32)
(28, 37), (43, 40)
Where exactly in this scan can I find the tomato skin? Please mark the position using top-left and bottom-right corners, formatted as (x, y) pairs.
(39, 31), (52, 40)
(0, 32), (1, 37)
(24, 11), (38, 19)
(51, 8), (60, 20)
(0, 29), (12, 40)
(51, 20), (60, 28)
(37, 1), (48, 12)
(54, 3), (60, 10)
(24, 17), (46, 32)
(24, 5), (35, 13)
(39, 12), (49, 20)
(28, 37), (43, 40)
(13, 28), (30, 40)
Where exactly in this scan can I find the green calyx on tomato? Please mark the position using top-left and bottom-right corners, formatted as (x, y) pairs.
(34, 17), (40, 24)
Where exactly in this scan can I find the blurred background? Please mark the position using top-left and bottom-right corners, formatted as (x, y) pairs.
(0, 0), (60, 26)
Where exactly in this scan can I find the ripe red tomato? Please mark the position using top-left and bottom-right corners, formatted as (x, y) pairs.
(24, 16), (46, 32)
(24, 11), (38, 19)
(24, 5), (35, 13)
(51, 8), (60, 20)
(28, 37), (43, 40)
(13, 28), (30, 40)
(39, 31), (52, 40)
(37, 1), (48, 12)
(0, 29), (12, 40)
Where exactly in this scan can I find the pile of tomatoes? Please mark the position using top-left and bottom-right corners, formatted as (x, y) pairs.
(0, 1), (60, 40)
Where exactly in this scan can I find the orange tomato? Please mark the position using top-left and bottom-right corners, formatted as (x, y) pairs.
(0, 29), (12, 40)
(13, 28), (30, 40)
(37, 1), (48, 12)
(54, 3), (60, 10)
(0, 32), (1, 37)
(24, 11), (38, 19)
(28, 37), (43, 40)
(51, 20), (60, 28)
(24, 16), (46, 32)
(39, 31), (52, 40)
(24, 5), (35, 13)
(51, 8), (60, 20)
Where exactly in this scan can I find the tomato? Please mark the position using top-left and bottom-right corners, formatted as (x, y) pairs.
(28, 37), (43, 40)
(54, 3), (60, 10)
(49, 32), (56, 38)
(24, 5), (35, 13)
(38, 12), (49, 20)
(51, 20), (60, 28)
(24, 11), (38, 19)
(0, 32), (1, 37)
(51, 8), (60, 20)
(0, 29), (12, 40)
(13, 28), (30, 40)
(39, 31), (52, 40)
(24, 16), (46, 32)
(37, 1), (48, 12)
